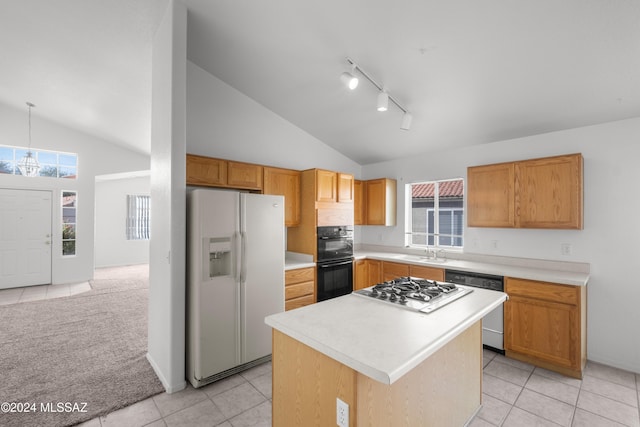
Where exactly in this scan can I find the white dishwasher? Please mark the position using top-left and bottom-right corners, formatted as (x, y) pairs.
(445, 269), (505, 353)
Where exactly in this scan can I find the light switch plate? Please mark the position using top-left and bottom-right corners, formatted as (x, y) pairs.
(337, 397), (349, 427)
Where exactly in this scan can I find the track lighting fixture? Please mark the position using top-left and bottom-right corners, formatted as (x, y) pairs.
(401, 112), (413, 131)
(340, 64), (359, 90)
(377, 91), (388, 112)
(340, 57), (412, 130)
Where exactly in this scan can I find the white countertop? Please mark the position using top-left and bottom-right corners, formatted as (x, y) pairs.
(355, 250), (589, 286)
(284, 251), (315, 271)
(265, 286), (506, 385)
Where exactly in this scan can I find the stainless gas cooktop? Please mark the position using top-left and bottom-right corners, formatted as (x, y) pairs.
(352, 276), (473, 314)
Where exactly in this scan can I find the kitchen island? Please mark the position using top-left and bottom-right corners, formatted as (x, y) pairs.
(265, 286), (507, 427)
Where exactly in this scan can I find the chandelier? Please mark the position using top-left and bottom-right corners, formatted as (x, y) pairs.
(17, 102), (41, 177)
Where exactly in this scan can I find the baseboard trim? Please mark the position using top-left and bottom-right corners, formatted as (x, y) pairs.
(146, 352), (187, 394)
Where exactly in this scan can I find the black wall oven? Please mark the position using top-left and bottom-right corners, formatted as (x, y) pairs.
(317, 226), (354, 301)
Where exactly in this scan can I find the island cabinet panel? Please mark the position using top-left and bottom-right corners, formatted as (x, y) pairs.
(186, 154), (227, 187)
(356, 322), (481, 427)
(504, 277), (586, 378)
(272, 322), (482, 427)
(227, 161), (263, 190)
(467, 162), (515, 227)
(284, 267), (315, 311)
(409, 265), (444, 281)
(272, 330), (357, 427)
(263, 166), (301, 227)
(382, 261), (410, 281)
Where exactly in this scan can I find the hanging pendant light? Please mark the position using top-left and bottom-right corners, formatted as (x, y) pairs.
(17, 102), (40, 177)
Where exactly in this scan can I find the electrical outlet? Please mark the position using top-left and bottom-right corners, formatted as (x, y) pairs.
(337, 397), (349, 427)
(491, 240), (499, 250)
(561, 243), (572, 256)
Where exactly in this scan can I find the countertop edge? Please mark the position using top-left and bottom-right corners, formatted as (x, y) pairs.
(266, 292), (507, 385)
(355, 251), (589, 287)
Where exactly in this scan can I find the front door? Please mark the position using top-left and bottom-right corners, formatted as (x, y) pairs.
(0, 188), (52, 289)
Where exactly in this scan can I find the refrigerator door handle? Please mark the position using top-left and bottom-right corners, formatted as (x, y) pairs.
(232, 232), (240, 279)
(240, 231), (247, 283)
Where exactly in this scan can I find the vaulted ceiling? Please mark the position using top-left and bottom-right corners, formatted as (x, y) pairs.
(2, 0), (640, 165)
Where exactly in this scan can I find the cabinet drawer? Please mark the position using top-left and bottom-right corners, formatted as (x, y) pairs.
(506, 277), (579, 305)
(285, 267), (315, 284)
(285, 294), (315, 311)
(285, 281), (314, 300)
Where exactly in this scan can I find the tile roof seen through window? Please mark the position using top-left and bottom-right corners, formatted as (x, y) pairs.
(412, 180), (463, 198)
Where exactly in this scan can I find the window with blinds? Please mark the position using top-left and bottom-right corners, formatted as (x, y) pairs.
(126, 195), (150, 240)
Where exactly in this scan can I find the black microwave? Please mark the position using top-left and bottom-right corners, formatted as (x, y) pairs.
(316, 226), (354, 262)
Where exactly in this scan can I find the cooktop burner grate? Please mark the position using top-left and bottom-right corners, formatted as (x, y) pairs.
(353, 276), (473, 313)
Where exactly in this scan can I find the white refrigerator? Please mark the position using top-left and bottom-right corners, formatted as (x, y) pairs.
(186, 188), (284, 388)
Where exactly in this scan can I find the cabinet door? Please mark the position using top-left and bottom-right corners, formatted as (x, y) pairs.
(467, 163), (515, 227)
(354, 180), (365, 225)
(366, 179), (397, 226)
(504, 278), (583, 373)
(382, 261), (409, 282)
(337, 173), (354, 203)
(316, 170), (337, 202)
(367, 260), (382, 286)
(409, 265), (444, 281)
(264, 167), (301, 227)
(354, 259), (368, 290)
(186, 154), (227, 187)
(228, 161), (263, 190)
(516, 154), (583, 229)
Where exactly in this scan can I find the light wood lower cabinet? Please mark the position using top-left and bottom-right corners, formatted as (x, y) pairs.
(381, 261), (444, 282)
(284, 267), (315, 311)
(504, 277), (586, 378)
(354, 259), (382, 290)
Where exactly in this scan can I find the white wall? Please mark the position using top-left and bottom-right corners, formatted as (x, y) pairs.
(0, 102), (149, 284)
(94, 174), (150, 268)
(186, 61), (361, 176)
(361, 117), (640, 374)
(147, 0), (187, 394)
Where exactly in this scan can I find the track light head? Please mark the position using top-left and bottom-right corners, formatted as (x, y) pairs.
(401, 112), (413, 130)
(340, 71), (359, 90)
(377, 91), (389, 112)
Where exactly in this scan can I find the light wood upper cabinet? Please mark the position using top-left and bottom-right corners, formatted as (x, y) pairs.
(366, 178), (397, 226)
(186, 154), (227, 187)
(186, 155), (263, 191)
(467, 163), (515, 227)
(354, 180), (364, 225)
(315, 169), (337, 202)
(516, 154), (583, 229)
(227, 161), (263, 190)
(467, 153), (583, 229)
(263, 167), (301, 227)
(504, 277), (586, 378)
(337, 173), (354, 203)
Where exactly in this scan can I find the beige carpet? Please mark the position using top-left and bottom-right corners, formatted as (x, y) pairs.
(0, 264), (164, 427)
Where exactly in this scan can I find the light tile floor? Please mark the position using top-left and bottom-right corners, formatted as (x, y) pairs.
(0, 281), (92, 304)
(75, 350), (640, 427)
(4, 284), (639, 426)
